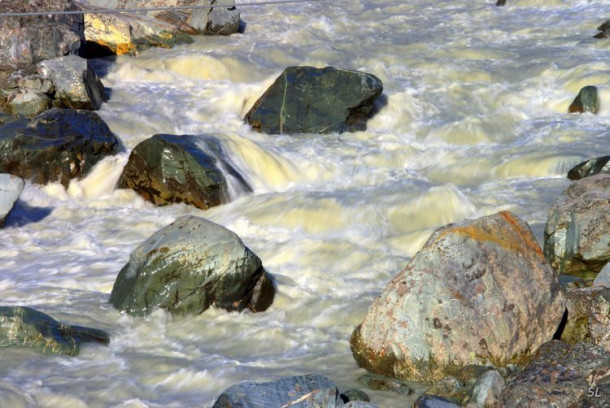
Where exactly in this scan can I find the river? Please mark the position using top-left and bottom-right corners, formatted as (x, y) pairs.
(1, 0), (609, 406)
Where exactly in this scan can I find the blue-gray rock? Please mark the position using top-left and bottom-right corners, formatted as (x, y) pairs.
(471, 370), (504, 407)
(37, 55), (106, 110)
(568, 156), (610, 180)
(0, 306), (109, 356)
(212, 374), (342, 408)
(0, 108), (120, 188)
(245, 66), (383, 134)
(118, 134), (250, 210)
(110, 215), (274, 317)
(544, 174), (610, 277)
(0, 174), (24, 226)
(352, 211), (565, 383)
(593, 262), (610, 288)
(568, 86), (600, 114)
(413, 395), (460, 408)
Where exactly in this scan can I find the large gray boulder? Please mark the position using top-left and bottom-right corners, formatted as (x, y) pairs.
(110, 215), (274, 317)
(245, 66), (383, 134)
(0, 174), (24, 226)
(37, 55), (106, 110)
(212, 374), (376, 408)
(497, 341), (610, 407)
(0, 109), (120, 188)
(118, 134), (250, 210)
(0, 306), (109, 356)
(543, 174), (610, 277)
(351, 211), (566, 383)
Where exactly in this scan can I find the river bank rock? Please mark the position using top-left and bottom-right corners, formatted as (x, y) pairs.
(245, 66), (383, 134)
(0, 306), (109, 356)
(543, 174), (610, 277)
(0, 174), (24, 226)
(569, 85), (600, 114)
(212, 374), (378, 408)
(351, 211), (566, 384)
(118, 134), (249, 210)
(0, 109), (120, 188)
(559, 286), (610, 349)
(497, 340), (610, 407)
(110, 215), (274, 316)
(568, 155), (610, 180)
(0, 0), (83, 73)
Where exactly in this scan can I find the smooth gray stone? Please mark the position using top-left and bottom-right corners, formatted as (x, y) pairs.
(0, 174), (24, 226)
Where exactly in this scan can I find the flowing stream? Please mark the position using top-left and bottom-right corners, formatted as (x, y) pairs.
(1, 0), (609, 406)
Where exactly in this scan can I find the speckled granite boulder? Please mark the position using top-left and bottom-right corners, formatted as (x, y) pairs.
(0, 109), (120, 187)
(0, 174), (24, 226)
(245, 66), (383, 134)
(118, 134), (250, 210)
(0, 306), (109, 356)
(568, 156), (610, 180)
(351, 211), (566, 383)
(560, 286), (610, 349)
(544, 174), (610, 277)
(110, 215), (274, 316)
(497, 341), (610, 407)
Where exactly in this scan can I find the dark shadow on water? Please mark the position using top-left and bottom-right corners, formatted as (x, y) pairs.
(238, 20), (247, 34)
(4, 200), (53, 227)
(369, 92), (389, 119)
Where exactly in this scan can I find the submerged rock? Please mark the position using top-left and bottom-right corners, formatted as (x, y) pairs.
(110, 215), (274, 316)
(568, 86), (600, 114)
(497, 340), (610, 407)
(212, 374), (352, 408)
(543, 174), (610, 277)
(568, 155), (610, 180)
(118, 134), (249, 210)
(594, 19), (610, 38)
(0, 174), (24, 226)
(37, 55), (106, 110)
(245, 66), (383, 134)
(0, 109), (120, 187)
(351, 211), (565, 383)
(0, 306), (109, 356)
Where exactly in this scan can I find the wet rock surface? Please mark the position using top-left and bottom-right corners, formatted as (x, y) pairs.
(245, 66), (383, 134)
(568, 156), (610, 180)
(0, 174), (24, 226)
(0, 306), (109, 356)
(110, 215), (274, 317)
(0, 108), (120, 187)
(351, 211), (565, 383)
(118, 134), (249, 210)
(569, 85), (600, 114)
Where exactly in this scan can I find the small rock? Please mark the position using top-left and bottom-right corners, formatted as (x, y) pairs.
(471, 370), (504, 407)
(341, 389), (371, 402)
(414, 395), (460, 408)
(358, 373), (411, 395)
(569, 85), (600, 114)
(568, 156), (610, 180)
(6, 89), (51, 117)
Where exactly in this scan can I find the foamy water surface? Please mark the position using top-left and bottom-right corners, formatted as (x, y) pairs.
(1, 0), (609, 406)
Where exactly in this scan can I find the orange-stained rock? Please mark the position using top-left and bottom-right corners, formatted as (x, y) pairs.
(351, 211), (566, 383)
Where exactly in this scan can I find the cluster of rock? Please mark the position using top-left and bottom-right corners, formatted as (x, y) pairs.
(0, 0), (241, 115)
(347, 161), (610, 406)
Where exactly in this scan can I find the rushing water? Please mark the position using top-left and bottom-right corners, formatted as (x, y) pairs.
(1, 0), (609, 406)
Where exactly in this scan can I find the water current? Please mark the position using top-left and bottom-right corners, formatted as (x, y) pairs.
(1, 0), (609, 406)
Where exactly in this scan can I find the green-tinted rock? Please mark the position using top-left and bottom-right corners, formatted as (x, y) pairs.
(118, 134), (249, 210)
(110, 215), (274, 317)
(544, 174), (610, 277)
(0, 108), (120, 187)
(569, 86), (600, 114)
(568, 156), (610, 180)
(245, 66), (383, 134)
(0, 306), (109, 356)
(341, 389), (371, 403)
